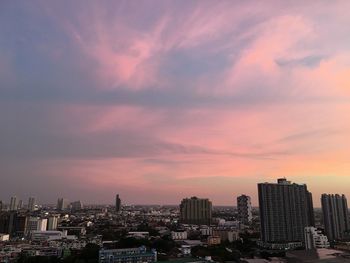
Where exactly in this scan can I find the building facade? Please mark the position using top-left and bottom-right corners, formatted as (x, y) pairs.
(212, 229), (239, 243)
(258, 178), (314, 244)
(321, 194), (349, 241)
(237, 195), (252, 225)
(171, 231), (187, 240)
(304, 227), (330, 250)
(207, 236), (221, 246)
(180, 197), (212, 225)
(0, 212), (28, 237)
(27, 217), (48, 233)
(47, 216), (59, 231)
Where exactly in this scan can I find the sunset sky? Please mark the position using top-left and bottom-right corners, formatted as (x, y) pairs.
(1, 1), (350, 206)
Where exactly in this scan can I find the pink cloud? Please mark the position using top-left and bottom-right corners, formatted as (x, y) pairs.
(3, 1), (350, 206)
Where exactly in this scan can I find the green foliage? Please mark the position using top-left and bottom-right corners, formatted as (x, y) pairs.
(136, 223), (159, 237)
(117, 237), (151, 248)
(151, 238), (176, 253)
(101, 229), (124, 241)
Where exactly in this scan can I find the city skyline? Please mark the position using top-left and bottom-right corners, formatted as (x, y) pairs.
(1, 1), (350, 206)
(1, 188), (348, 208)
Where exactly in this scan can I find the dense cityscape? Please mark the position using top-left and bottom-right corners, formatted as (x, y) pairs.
(1, 178), (350, 263)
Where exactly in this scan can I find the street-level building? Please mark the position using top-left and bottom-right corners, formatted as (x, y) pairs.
(99, 246), (157, 263)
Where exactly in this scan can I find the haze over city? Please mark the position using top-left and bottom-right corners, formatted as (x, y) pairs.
(2, 1), (350, 206)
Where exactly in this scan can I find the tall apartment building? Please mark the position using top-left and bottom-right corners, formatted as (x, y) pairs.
(237, 194), (252, 225)
(9, 196), (18, 211)
(115, 194), (121, 212)
(180, 197), (212, 225)
(321, 194), (349, 241)
(0, 212), (28, 237)
(258, 178), (314, 244)
(28, 197), (36, 211)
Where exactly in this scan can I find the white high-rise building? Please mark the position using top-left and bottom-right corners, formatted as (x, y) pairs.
(28, 197), (36, 211)
(304, 227), (330, 250)
(9, 196), (18, 211)
(47, 216), (59, 230)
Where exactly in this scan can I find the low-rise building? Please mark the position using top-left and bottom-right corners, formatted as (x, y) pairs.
(99, 246), (157, 263)
(171, 231), (187, 240)
(180, 245), (191, 256)
(304, 227), (330, 250)
(200, 227), (212, 236)
(30, 231), (69, 242)
(127, 232), (149, 239)
(207, 236), (221, 246)
(0, 234), (9, 242)
(57, 226), (86, 236)
(212, 229), (239, 243)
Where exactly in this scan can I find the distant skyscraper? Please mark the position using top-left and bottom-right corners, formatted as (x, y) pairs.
(56, 198), (69, 211)
(180, 196), (212, 225)
(258, 178), (314, 244)
(9, 196), (18, 211)
(71, 200), (83, 211)
(17, 200), (23, 210)
(115, 194), (121, 212)
(237, 194), (252, 225)
(28, 197), (36, 211)
(321, 194), (349, 241)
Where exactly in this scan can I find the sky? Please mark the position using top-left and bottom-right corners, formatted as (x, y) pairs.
(1, 1), (350, 207)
